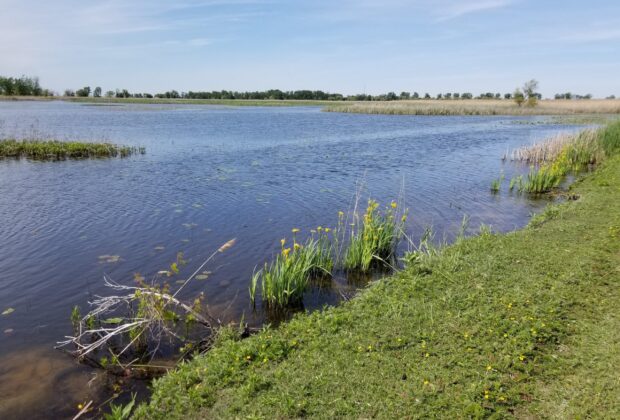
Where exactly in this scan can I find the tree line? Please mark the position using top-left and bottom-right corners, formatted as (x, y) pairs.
(1, 75), (615, 102)
(0, 75), (53, 96)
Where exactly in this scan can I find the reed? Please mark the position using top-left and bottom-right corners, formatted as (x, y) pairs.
(0, 139), (145, 160)
(507, 120), (620, 193)
(324, 99), (620, 116)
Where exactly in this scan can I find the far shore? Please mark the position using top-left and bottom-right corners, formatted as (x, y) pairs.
(2, 95), (620, 116)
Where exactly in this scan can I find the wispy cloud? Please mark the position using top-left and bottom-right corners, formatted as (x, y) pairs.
(560, 28), (620, 43)
(435, 0), (514, 21)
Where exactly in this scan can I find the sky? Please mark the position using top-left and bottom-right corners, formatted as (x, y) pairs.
(1, 0), (619, 97)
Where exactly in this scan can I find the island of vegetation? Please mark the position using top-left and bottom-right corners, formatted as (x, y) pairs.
(0, 139), (145, 160)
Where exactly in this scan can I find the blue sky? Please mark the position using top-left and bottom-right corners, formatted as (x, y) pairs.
(1, 0), (619, 97)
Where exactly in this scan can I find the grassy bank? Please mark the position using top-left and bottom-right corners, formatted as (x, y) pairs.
(325, 99), (620, 116)
(0, 139), (144, 160)
(135, 124), (620, 418)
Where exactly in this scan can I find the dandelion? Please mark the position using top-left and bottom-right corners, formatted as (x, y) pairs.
(325, 227), (331, 233)
(391, 201), (397, 209)
(77, 403), (84, 410)
(317, 226), (322, 231)
(423, 380), (430, 386)
(282, 248), (291, 258)
(292, 228), (300, 233)
(486, 365), (492, 371)
(519, 355), (526, 361)
(401, 215), (408, 223)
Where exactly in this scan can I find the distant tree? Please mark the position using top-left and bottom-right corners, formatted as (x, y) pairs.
(104, 90), (114, 98)
(93, 86), (102, 97)
(386, 92), (398, 101)
(424, 93), (431, 99)
(522, 79), (539, 107)
(412, 92), (419, 99)
(445, 93), (452, 99)
(607, 95), (616, 99)
(504, 93), (512, 99)
(513, 88), (525, 107)
(436, 93), (443, 99)
(64, 89), (75, 97)
(461, 92), (473, 99)
(583, 94), (592, 99)
(453, 92), (460, 99)
(400, 91), (411, 100)
(495, 93), (501, 99)
(76, 86), (91, 97)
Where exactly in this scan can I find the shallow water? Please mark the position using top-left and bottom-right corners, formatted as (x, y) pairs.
(0, 101), (585, 418)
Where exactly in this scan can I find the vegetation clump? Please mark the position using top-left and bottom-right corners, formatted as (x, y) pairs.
(0, 139), (145, 160)
(503, 121), (620, 193)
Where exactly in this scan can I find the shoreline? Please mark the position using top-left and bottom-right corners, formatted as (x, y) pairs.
(134, 126), (620, 418)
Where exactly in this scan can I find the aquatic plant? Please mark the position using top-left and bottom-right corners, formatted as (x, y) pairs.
(508, 121), (620, 194)
(343, 200), (407, 272)
(0, 139), (145, 160)
(490, 174), (504, 192)
(251, 229), (334, 307)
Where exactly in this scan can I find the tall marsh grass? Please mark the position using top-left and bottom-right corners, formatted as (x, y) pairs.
(506, 120), (620, 193)
(0, 139), (145, 160)
(325, 99), (620, 116)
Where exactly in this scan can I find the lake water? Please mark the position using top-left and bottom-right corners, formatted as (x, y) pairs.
(0, 101), (584, 418)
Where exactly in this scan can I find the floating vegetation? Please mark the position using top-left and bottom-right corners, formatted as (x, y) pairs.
(2, 307), (15, 316)
(195, 271), (212, 280)
(98, 255), (121, 263)
(0, 139), (145, 160)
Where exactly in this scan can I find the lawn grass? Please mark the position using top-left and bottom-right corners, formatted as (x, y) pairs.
(0, 139), (144, 160)
(134, 132), (620, 418)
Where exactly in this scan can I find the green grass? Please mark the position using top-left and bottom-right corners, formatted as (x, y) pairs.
(0, 139), (144, 160)
(134, 124), (620, 418)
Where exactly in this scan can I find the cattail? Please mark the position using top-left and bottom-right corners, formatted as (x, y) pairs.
(218, 238), (236, 253)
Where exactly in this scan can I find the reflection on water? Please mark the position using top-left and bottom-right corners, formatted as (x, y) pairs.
(0, 101), (586, 417)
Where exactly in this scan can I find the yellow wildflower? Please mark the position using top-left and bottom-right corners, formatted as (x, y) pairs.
(423, 380), (429, 386)
(338, 211), (344, 217)
(486, 365), (492, 371)
(519, 355), (526, 361)
(391, 201), (397, 209)
(280, 238), (285, 247)
(77, 403), (84, 410)
(425, 353), (430, 358)
(282, 248), (291, 258)
(292, 228), (300, 233)
(294, 243), (301, 250)
(317, 226), (322, 231)
(325, 227), (331, 233)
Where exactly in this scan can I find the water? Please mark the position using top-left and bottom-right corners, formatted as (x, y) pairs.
(0, 101), (585, 418)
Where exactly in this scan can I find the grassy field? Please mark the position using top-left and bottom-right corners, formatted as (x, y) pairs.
(0, 139), (144, 160)
(324, 99), (620, 116)
(134, 124), (620, 418)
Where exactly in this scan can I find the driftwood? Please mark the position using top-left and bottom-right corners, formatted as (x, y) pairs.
(57, 239), (236, 370)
